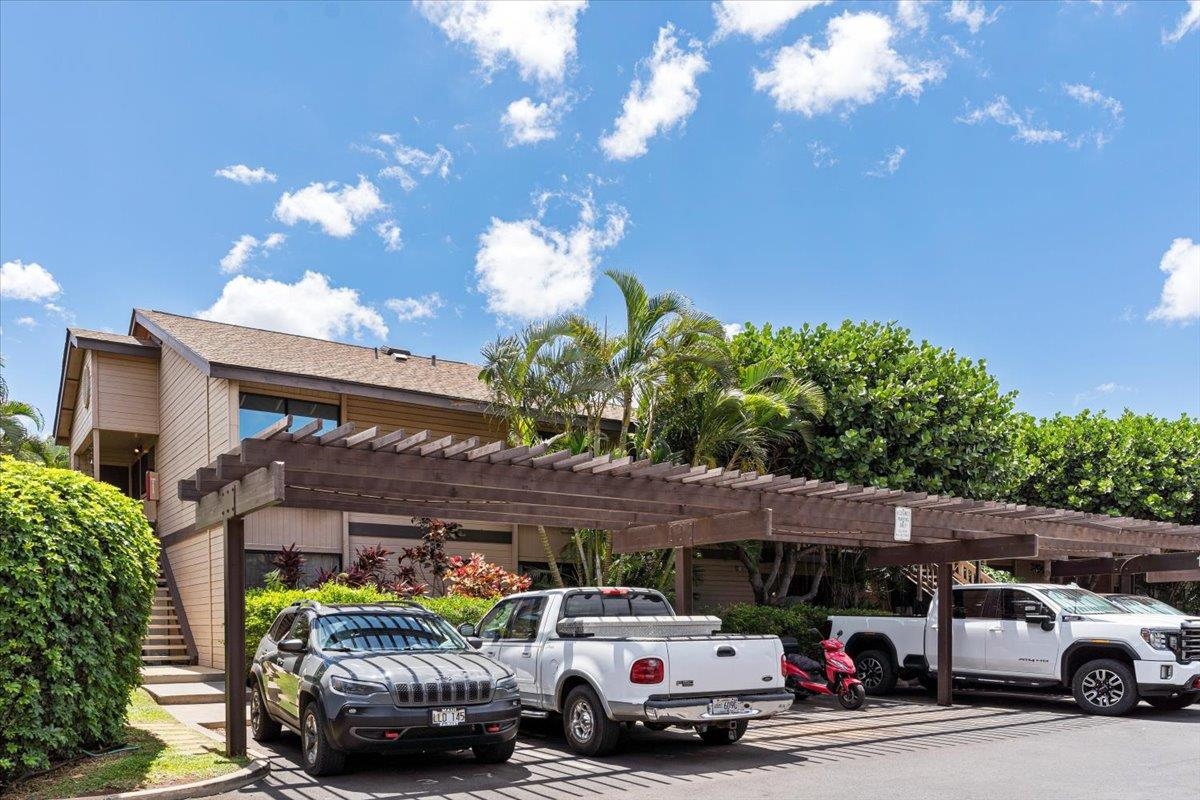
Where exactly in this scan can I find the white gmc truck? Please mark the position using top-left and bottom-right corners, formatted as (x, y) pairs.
(461, 587), (793, 755)
(831, 583), (1200, 715)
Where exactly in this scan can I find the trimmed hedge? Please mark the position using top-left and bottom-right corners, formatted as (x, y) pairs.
(720, 603), (890, 655)
(245, 585), (498, 673)
(0, 457), (158, 782)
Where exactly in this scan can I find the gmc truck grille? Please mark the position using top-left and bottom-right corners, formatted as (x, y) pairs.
(394, 679), (493, 706)
(1181, 625), (1200, 662)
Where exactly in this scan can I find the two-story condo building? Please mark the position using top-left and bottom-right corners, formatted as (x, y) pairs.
(54, 310), (754, 668)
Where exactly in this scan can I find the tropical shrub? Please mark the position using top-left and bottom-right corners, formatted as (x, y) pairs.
(244, 584), (499, 674)
(0, 457), (158, 782)
(446, 553), (532, 598)
(272, 544), (305, 589)
(719, 602), (890, 656)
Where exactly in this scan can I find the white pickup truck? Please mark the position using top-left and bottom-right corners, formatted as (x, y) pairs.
(831, 583), (1200, 715)
(461, 587), (793, 755)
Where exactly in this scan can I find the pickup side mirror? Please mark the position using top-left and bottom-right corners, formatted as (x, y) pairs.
(1024, 611), (1055, 631)
(278, 638), (306, 653)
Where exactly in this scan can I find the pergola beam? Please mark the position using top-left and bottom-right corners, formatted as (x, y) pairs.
(612, 510), (773, 554)
(867, 534), (1040, 568)
(194, 462), (286, 530)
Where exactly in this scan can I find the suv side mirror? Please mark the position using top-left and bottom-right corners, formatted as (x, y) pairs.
(458, 622), (477, 637)
(278, 638), (306, 653)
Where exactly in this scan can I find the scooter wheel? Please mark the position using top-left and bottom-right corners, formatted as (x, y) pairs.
(838, 684), (866, 710)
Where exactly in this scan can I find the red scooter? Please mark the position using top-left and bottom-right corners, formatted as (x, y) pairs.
(782, 631), (866, 710)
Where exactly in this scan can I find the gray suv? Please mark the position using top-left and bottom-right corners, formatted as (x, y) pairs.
(250, 601), (521, 776)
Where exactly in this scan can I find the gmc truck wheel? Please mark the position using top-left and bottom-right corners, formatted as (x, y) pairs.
(855, 650), (897, 695)
(1072, 659), (1139, 716)
(1145, 692), (1199, 711)
(563, 685), (622, 756)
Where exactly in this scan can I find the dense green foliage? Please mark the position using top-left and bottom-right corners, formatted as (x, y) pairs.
(0, 363), (68, 467)
(730, 321), (1017, 498)
(719, 603), (890, 654)
(0, 458), (158, 782)
(244, 584), (498, 673)
(1009, 411), (1200, 524)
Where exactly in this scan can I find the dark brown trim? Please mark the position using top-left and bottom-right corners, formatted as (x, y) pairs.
(937, 561), (953, 707)
(866, 534), (1040, 568)
(224, 516), (247, 758)
(347, 521), (512, 544)
(71, 334), (159, 359)
(159, 550), (198, 665)
(158, 522), (204, 548)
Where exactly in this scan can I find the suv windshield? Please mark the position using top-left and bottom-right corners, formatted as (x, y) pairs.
(1040, 587), (1123, 615)
(315, 612), (468, 653)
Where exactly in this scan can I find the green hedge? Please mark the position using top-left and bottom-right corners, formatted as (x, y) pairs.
(720, 603), (890, 654)
(0, 457), (158, 782)
(245, 585), (498, 673)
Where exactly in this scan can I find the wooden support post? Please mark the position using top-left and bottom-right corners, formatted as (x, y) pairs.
(937, 561), (953, 708)
(224, 516), (247, 758)
(674, 546), (694, 614)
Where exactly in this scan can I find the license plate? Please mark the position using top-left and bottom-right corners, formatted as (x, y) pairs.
(708, 697), (741, 716)
(431, 707), (466, 727)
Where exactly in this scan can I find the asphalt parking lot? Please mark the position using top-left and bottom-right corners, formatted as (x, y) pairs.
(215, 690), (1200, 800)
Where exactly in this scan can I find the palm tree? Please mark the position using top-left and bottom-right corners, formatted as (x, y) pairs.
(0, 360), (45, 457)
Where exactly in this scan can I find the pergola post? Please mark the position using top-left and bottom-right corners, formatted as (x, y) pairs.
(937, 561), (953, 707)
(223, 516), (247, 758)
(674, 546), (694, 614)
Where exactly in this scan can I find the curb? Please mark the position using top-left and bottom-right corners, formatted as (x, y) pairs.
(69, 758), (270, 800)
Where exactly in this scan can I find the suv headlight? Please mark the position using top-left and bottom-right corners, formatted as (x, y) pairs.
(329, 675), (388, 696)
(1141, 628), (1180, 652)
(494, 675), (518, 698)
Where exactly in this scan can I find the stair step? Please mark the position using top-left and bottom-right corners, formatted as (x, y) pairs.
(144, 681), (226, 705)
(142, 655), (194, 665)
(141, 665), (224, 685)
(142, 644), (190, 653)
(142, 636), (186, 645)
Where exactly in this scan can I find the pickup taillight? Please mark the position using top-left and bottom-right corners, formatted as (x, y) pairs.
(630, 657), (664, 684)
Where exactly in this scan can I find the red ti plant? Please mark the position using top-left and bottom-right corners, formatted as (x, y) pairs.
(272, 543), (306, 589)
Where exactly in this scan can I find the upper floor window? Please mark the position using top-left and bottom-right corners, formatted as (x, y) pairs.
(238, 392), (339, 438)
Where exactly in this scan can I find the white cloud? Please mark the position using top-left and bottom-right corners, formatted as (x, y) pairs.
(867, 145), (906, 177)
(16, 316), (36, 328)
(1073, 381), (1132, 406)
(945, 1), (1001, 34)
(956, 96), (1070, 144)
(262, 232), (287, 250)
(0, 260), (61, 301)
(808, 140), (838, 168)
(896, 0), (930, 32)
(502, 97), (562, 146)
(753, 12), (945, 118)
(474, 192), (628, 319)
(214, 164), (277, 185)
(376, 220), (404, 252)
(722, 322), (744, 339)
(415, 0), (587, 85)
(1164, 0), (1200, 44)
(220, 235), (259, 274)
(1063, 83), (1123, 120)
(373, 138), (453, 190)
(600, 24), (709, 161)
(386, 293), (444, 322)
(198, 270), (388, 340)
(273, 177), (386, 237)
(712, 1), (831, 41)
(1148, 237), (1200, 323)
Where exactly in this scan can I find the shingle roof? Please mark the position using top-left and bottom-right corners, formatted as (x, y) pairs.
(69, 327), (153, 349)
(134, 309), (495, 406)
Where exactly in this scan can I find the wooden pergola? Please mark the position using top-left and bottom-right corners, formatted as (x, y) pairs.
(179, 417), (1200, 757)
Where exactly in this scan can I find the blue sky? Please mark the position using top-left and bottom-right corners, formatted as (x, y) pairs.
(2, 0), (1198, 428)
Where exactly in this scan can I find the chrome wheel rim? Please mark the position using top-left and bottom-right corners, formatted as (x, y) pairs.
(857, 658), (884, 690)
(250, 690), (262, 731)
(1082, 669), (1125, 707)
(303, 712), (319, 765)
(569, 699), (594, 743)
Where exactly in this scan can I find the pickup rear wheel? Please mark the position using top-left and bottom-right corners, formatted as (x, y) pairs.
(698, 720), (747, 745)
(563, 685), (622, 756)
(1145, 692), (1199, 711)
(855, 650), (897, 695)
(1072, 658), (1139, 716)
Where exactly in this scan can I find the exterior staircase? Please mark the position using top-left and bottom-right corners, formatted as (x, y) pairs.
(902, 561), (997, 599)
(143, 573), (193, 666)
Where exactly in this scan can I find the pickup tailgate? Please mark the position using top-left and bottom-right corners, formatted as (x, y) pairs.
(664, 636), (784, 696)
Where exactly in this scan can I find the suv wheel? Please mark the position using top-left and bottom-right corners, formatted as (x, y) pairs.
(473, 739), (517, 763)
(855, 650), (897, 695)
(562, 685), (621, 756)
(301, 701), (346, 776)
(250, 679), (281, 742)
(1072, 658), (1139, 716)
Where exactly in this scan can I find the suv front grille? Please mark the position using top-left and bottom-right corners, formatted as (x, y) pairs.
(394, 679), (493, 706)
(1181, 624), (1200, 662)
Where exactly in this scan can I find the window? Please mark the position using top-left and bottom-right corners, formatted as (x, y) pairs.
(1039, 586), (1122, 615)
(285, 613), (312, 645)
(519, 561), (579, 590)
(562, 590), (671, 618)
(507, 598), (547, 641)
(268, 610), (298, 642)
(952, 588), (992, 619)
(995, 589), (1050, 621)
(478, 599), (517, 641)
(238, 392), (339, 439)
(315, 613), (467, 652)
(245, 551), (342, 589)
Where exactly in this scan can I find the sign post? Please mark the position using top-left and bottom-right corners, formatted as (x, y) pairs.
(894, 506), (912, 542)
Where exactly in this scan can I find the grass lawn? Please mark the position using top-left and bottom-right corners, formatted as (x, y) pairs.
(8, 689), (249, 800)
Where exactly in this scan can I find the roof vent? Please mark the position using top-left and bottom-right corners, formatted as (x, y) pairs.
(431, 355), (437, 367)
(381, 346), (410, 362)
